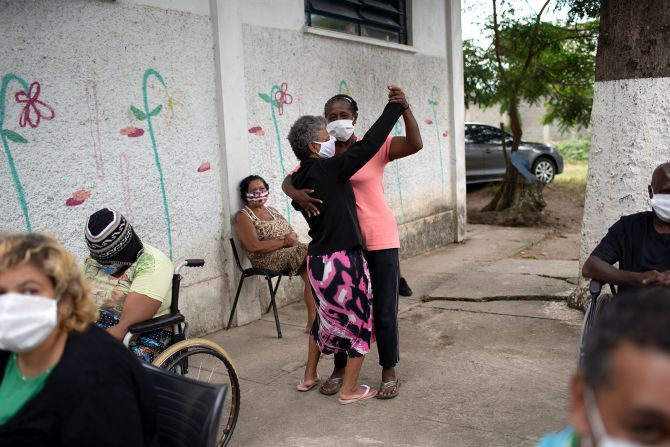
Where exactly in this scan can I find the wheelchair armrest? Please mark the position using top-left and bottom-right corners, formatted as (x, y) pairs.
(589, 279), (603, 298)
(128, 313), (185, 334)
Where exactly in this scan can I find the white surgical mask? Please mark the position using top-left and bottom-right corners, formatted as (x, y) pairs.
(586, 389), (647, 447)
(650, 188), (670, 223)
(326, 119), (355, 142)
(0, 293), (58, 353)
(314, 138), (336, 159)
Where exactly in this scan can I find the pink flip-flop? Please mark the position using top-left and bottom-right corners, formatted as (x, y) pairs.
(296, 373), (321, 392)
(338, 384), (378, 405)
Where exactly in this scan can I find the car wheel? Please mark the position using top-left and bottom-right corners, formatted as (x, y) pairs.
(533, 158), (556, 183)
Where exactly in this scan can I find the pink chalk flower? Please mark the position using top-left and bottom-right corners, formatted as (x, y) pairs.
(442, 130), (449, 137)
(120, 126), (144, 137)
(424, 119), (433, 125)
(197, 161), (211, 173)
(65, 189), (91, 207)
(14, 81), (55, 128)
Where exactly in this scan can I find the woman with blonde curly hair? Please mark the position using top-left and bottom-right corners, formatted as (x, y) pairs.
(0, 233), (157, 446)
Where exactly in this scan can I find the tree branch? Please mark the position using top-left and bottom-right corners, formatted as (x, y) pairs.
(492, 0), (507, 82)
(520, 0), (552, 81)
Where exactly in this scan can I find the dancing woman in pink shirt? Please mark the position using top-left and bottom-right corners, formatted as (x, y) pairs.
(282, 87), (422, 399)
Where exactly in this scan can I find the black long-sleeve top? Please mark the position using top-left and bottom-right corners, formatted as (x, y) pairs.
(291, 102), (404, 256)
(0, 325), (157, 447)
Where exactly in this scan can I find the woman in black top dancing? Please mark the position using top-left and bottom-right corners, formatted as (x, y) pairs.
(287, 85), (407, 404)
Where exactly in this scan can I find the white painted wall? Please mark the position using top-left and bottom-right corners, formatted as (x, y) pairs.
(579, 77), (670, 271)
(0, 0), (226, 334)
(0, 0), (464, 332)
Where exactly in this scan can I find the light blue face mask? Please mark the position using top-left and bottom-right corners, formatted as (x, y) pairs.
(101, 264), (125, 276)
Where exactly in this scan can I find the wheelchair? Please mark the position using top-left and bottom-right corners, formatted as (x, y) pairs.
(577, 279), (617, 367)
(122, 259), (240, 447)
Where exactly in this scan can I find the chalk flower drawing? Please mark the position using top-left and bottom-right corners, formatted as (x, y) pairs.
(428, 85), (445, 193)
(120, 126), (144, 137)
(273, 82), (293, 116)
(15, 81), (55, 128)
(65, 189), (92, 207)
(197, 161), (210, 173)
(1, 74), (55, 231)
(129, 68), (173, 259)
(248, 125), (265, 136)
(155, 87), (189, 127)
(259, 82), (292, 222)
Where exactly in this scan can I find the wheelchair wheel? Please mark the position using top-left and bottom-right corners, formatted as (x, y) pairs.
(153, 338), (240, 447)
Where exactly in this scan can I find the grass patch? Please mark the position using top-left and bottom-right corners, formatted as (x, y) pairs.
(557, 139), (590, 163)
(550, 161), (587, 199)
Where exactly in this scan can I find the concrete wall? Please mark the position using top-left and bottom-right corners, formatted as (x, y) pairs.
(0, 0), (465, 332)
(0, 0), (229, 334)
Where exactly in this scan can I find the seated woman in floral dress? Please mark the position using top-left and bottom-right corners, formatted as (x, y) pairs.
(235, 175), (316, 331)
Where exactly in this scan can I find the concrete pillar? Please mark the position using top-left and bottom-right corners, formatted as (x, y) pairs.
(446, 0), (467, 241)
(210, 0), (262, 326)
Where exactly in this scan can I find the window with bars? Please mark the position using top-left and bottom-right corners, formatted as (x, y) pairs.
(305, 0), (410, 45)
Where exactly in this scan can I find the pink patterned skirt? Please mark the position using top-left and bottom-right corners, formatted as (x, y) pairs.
(307, 247), (375, 357)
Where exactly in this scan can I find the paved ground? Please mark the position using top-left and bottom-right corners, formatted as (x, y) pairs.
(205, 225), (584, 446)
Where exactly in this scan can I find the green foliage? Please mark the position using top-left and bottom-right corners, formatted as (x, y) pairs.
(149, 105), (162, 117)
(557, 138), (590, 162)
(464, 1), (599, 133)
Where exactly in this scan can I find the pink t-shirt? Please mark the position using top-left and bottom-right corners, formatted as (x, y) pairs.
(291, 136), (400, 250)
(290, 136), (399, 250)
(349, 136), (399, 250)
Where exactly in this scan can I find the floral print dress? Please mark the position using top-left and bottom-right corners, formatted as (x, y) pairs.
(240, 206), (307, 275)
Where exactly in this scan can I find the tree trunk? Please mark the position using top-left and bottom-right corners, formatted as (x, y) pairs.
(482, 94), (546, 221)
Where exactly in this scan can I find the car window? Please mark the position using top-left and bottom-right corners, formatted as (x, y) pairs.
(481, 126), (503, 144)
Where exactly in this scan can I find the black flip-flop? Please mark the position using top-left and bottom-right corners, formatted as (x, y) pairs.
(318, 377), (343, 396)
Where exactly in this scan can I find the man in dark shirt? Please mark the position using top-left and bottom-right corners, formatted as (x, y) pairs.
(582, 162), (670, 290)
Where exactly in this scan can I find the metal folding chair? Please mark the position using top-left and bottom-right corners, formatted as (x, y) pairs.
(226, 237), (289, 338)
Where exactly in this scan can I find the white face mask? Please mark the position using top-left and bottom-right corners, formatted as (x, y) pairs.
(313, 138), (336, 159)
(586, 389), (647, 447)
(0, 293), (58, 353)
(650, 188), (670, 223)
(326, 119), (355, 142)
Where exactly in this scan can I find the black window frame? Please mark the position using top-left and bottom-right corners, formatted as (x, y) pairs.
(305, 0), (410, 45)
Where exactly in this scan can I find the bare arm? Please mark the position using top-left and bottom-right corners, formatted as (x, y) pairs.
(582, 255), (660, 287)
(234, 212), (287, 254)
(389, 106), (423, 161)
(282, 174), (322, 217)
(107, 292), (161, 341)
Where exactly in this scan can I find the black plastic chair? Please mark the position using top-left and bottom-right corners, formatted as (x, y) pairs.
(142, 363), (227, 447)
(226, 238), (288, 338)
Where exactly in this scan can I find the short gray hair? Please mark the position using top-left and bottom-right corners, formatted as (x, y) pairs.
(287, 115), (327, 161)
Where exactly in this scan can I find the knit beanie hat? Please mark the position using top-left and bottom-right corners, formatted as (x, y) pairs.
(85, 208), (143, 265)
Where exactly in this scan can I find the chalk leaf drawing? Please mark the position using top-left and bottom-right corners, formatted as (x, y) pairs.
(65, 189), (92, 207)
(15, 81), (55, 128)
(3, 129), (27, 143)
(1, 74), (55, 232)
(427, 85), (445, 194)
(424, 119), (433, 125)
(129, 68), (173, 259)
(259, 82), (292, 222)
(197, 161), (210, 173)
(338, 80), (350, 95)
